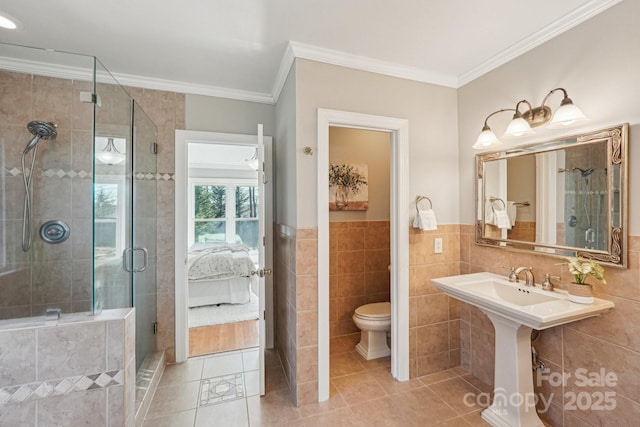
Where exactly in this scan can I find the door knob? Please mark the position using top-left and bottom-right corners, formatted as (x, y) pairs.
(252, 268), (272, 278)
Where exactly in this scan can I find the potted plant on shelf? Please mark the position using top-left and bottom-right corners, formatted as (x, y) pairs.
(329, 164), (367, 210)
(561, 256), (606, 304)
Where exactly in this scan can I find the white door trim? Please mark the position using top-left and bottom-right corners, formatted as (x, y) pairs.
(174, 129), (274, 363)
(317, 109), (410, 402)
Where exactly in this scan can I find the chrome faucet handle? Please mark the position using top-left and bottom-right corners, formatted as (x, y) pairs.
(503, 266), (518, 282)
(541, 274), (560, 291)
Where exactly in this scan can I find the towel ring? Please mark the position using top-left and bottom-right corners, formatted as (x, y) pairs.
(489, 197), (505, 213)
(415, 196), (432, 214)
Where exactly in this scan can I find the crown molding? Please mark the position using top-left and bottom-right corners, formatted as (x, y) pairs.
(272, 43), (296, 103)
(458, 0), (623, 86)
(0, 56), (274, 104)
(112, 71), (274, 104)
(0, 56), (95, 81)
(288, 41), (458, 89)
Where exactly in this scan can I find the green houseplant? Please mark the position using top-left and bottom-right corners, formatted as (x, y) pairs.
(329, 164), (367, 209)
(561, 256), (606, 304)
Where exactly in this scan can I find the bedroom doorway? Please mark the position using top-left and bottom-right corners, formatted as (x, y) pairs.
(175, 128), (273, 395)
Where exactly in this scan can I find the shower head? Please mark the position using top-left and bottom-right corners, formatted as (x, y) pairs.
(28, 121), (58, 140)
(572, 167), (594, 177)
(24, 121), (57, 152)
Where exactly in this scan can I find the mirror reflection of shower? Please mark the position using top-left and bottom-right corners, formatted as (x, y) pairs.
(558, 165), (607, 250)
(21, 121), (58, 252)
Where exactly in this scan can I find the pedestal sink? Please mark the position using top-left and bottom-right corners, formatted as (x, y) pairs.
(431, 272), (614, 427)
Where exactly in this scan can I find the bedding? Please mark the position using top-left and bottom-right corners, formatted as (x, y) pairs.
(187, 244), (256, 308)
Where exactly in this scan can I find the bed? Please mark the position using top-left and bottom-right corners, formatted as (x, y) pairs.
(187, 244), (257, 308)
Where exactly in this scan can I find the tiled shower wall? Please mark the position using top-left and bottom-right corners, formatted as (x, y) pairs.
(329, 221), (390, 338)
(0, 69), (185, 364)
(274, 224), (318, 407)
(459, 225), (640, 426)
(0, 308), (136, 426)
(564, 144), (609, 250)
(0, 71), (96, 319)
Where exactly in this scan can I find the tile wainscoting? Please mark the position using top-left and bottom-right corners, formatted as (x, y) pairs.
(0, 308), (136, 426)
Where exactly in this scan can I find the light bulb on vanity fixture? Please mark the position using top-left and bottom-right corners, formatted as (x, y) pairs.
(473, 87), (589, 150)
(503, 100), (535, 138)
(96, 137), (125, 165)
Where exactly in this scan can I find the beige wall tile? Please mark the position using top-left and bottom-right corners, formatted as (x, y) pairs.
(337, 250), (365, 275)
(296, 381), (318, 407)
(297, 310), (318, 347)
(416, 351), (455, 376)
(296, 275), (318, 311)
(415, 294), (449, 326)
(295, 239), (318, 274)
(296, 346), (318, 383)
(0, 329), (36, 387)
(535, 326), (563, 366)
(337, 228), (365, 251)
(564, 328), (640, 403)
(416, 323), (449, 355)
(568, 295), (640, 352)
(364, 271), (389, 295)
(297, 227), (318, 240)
(337, 273), (365, 297)
(329, 221), (390, 340)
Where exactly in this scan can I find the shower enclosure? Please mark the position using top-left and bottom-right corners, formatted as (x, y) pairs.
(562, 143), (608, 250)
(0, 43), (157, 370)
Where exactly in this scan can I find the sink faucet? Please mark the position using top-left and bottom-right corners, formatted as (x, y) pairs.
(514, 267), (535, 287)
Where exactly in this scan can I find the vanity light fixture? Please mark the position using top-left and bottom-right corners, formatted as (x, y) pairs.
(96, 137), (125, 165)
(245, 147), (259, 170)
(473, 87), (588, 150)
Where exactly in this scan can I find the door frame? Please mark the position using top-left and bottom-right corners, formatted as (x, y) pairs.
(317, 109), (410, 401)
(174, 129), (274, 363)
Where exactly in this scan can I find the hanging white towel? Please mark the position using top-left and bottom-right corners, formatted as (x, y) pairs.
(506, 201), (517, 227)
(494, 209), (511, 229)
(413, 209), (438, 231)
(485, 200), (496, 226)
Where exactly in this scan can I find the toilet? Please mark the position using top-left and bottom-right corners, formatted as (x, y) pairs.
(352, 302), (391, 360)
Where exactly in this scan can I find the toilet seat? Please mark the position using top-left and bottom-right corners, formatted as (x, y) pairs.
(354, 302), (390, 320)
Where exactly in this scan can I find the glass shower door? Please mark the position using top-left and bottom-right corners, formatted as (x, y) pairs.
(93, 64), (135, 313)
(132, 101), (157, 369)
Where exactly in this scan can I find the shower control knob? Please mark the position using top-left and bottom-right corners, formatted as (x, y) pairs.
(40, 220), (70, 244)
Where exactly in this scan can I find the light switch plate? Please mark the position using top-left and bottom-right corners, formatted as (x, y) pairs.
(434, 237), (443, 254)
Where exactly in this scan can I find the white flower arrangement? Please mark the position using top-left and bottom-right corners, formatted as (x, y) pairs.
(563, 257), (606, 285)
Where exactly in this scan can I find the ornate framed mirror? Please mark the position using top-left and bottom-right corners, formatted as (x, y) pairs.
(475, 124), (628, 267)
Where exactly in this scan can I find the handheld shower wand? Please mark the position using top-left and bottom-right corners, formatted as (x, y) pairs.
(21, 121), (58, 252)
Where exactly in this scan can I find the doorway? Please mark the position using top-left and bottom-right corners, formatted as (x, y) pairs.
(186, 144), (261, 356)
(174, 130), (274, 388)
(317, 109), (410, 402)
(328, 126), (392, 376)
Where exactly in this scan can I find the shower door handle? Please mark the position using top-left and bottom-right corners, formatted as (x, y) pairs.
(122, 247), (148, 272)
(122, 248), (134, 272)
(133, 247), (148, 273)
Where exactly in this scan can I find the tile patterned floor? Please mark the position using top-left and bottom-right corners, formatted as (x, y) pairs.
(145, 338), (499, 426)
